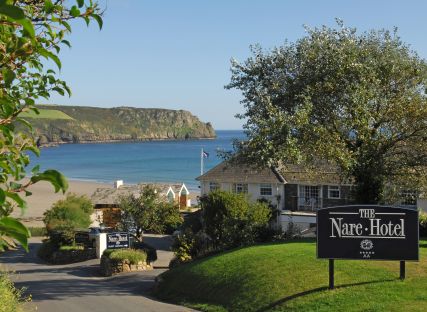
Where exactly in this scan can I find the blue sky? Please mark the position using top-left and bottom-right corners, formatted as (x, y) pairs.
(47, 0), (427, 129)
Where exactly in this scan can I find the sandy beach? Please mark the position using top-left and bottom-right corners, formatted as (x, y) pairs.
(10, 179), (112, 227)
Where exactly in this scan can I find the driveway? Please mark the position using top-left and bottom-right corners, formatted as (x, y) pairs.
(0, 236), (193, 312)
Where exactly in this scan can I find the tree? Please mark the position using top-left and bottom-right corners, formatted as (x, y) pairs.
(0, 1), (102, 251)
(43, 193), (93, 246)
(226, 20), (427, 204)
(119, 185), (183, 240)
(200, 190), (271, 249)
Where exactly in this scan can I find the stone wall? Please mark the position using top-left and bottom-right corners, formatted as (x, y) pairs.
(49, 248), (96, 264)
(100, 255), (152, 277)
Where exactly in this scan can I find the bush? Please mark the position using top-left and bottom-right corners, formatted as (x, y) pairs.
(103, 248), (147, 264)
(59, 245), (84, 251)
(43, 193), (93, 247)
(0, 272), (28, 312)
(132, 241), (158, 263)
(28, 227), (47, 237)
(200, 190), (272, 249)
(119, 185), (183, 239)
(37, 240), (56, 261)
(420, 212), (427, 237)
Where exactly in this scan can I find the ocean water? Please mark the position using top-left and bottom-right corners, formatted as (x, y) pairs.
(30, 130), (245, 191)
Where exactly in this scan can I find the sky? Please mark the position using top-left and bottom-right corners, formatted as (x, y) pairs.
(47, 0), (427, 130)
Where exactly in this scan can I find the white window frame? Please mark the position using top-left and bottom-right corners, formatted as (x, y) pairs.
(209, 182), (220, 191)
(328, 185), (341, 199)
(399, 190), (417, 207)
(298, 185), (321, 210)
(260, 183), (273, 196)
(234, 183), (248, 194)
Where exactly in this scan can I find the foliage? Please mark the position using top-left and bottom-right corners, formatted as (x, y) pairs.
(36, 239), (55, 260)
(0, 272), (28, 312)
(43, 193), (93, 246)
(420, 212), (427, 237)
(27, 226), (47, 237)
(132, 241), (158, 263)
(172, 228), (196, 264)
(103, 248), (147, 265)
(119, 185), (183, 240)
(0, 0), (102, 250)
(155, 239), (427, 312)
(59, 244), (84, 251)
(200, 190), (271, 249)
(226, 20), (427, 204)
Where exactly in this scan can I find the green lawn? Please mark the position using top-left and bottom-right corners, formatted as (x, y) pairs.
(154, 239), (427, 311)
(19, 108), (73, 120)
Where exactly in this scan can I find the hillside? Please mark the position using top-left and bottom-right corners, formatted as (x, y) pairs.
(154, 239), (427, 311)
(20, 105), (216, 144)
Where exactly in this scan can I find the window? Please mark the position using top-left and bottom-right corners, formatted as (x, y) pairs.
(260, 183), (272, 196)
(328, 185), (340, 199)
(298, 185), (321, 210)
(233, 183), (248, 194)
(209, 182), (220, 191)
(399, 190), (417, 207)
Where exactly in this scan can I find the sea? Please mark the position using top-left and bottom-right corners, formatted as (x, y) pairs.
(30, 130), (245, 191)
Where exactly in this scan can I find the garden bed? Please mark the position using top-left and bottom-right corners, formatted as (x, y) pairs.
(100, 249), (152, 276)
(37, 241), (96, 264)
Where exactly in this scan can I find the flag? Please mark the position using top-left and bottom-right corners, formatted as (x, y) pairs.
(202, 150), (209, 158)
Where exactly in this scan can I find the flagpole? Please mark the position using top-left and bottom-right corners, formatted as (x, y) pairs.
(201, 148), (204, 175)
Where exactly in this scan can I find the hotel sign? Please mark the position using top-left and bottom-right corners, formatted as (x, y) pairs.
(317, 206), (419, 260)
(106, 232), (130, 249)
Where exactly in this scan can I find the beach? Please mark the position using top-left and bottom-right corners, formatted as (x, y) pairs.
(10, 179), (111, 227)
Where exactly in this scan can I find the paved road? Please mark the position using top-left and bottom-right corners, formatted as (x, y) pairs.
(0, 237), (193, 312)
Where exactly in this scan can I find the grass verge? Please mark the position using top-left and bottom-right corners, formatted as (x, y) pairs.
(154, 239), (427, 312)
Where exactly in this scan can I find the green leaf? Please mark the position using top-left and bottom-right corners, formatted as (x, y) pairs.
(2, 68), (15, 86)
(0, 189), (5, 205)
(31, 170), (69, 193)
(0, 216), (31, 252)
(61, 39), (71, 48)
(18, 18), (35, 38)
(0, 4), (25, 19)
(62, 21), (72, 32)
(77, 0), (84, 8)
(39, 49), (62, 70)
(92, 14), (103, 30)
(31, 165), (40, 174)
(5, 191), (27, 210)
(44, 0), (54, 13)
(52, 87), (65, 96)
(70, 5), (80, 17)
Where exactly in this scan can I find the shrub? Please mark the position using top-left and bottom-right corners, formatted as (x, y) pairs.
(420, 212), (427, 237)
(119, 185), (183, 239)
(132, 241), (158, 263)
(200, 190), (272, 249)
(28, 227), (47, 237)
(0, 272), (28, 312)
(37, 240), (56, 261)
(103, 249), (147, 264)
(43, 193), (93, 247)
(59, 245), (84, 251)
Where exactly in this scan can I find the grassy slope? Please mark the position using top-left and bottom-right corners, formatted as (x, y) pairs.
(20, 109), (73, 120)
(154, 239), (427, 312)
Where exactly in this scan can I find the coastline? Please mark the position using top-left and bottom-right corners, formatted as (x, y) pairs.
(39, 136), (216, 148)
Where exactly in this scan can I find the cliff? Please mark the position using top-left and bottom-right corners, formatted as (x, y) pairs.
(21, 105), (216, 144)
